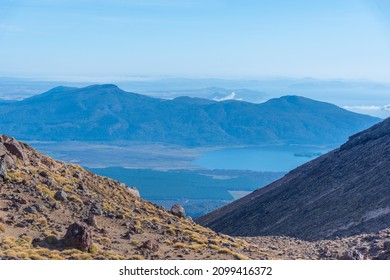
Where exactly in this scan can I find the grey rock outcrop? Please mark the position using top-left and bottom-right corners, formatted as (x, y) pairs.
(0, 135), (27, 161)
(171, 204), (185, 218)
(0, 161), (7, 179)
(54, 190), (68, 201)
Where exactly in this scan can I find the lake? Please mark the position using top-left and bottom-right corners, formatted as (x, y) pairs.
(28, 141), (332, 172)
(193, 145), (332, 172)
(27, 141), (333, 216)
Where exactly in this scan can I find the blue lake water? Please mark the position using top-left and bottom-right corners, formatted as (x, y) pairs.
(192, 145), (332, 172)
(28, 141), (333, 173)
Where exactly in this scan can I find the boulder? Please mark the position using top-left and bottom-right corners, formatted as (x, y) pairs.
(63, 222), (92, 251)
(122, 232), (132, 240)
(39, 171), (48, 178)
(15, 197), (28, 204)
(24, 206), (37, 213)
(3, 140), (27, 161)
(77, 182), (86, 191)
(45, 178), (57, 187)
(54, 190), (68, 201)
(128, 225), (144, 235)
(34, 204), (45, 212)
(90, 203), (102, 216)
(0, 143), (7, 157)
(0, 162), (7, 179)
(52, 202), (60, 210)
(116, 214), (125, 219)
(128, 187), (140, 198)
(121, 184), (140, 198)
(142, 240), (159, 252)
(45, 235), (59, 245)
(86, 214), (97, 227)
(171, 204), (185, 218)
(339, 250), (364, 260)
(15, 221), (28, 228)
(106, 212), (116, 219)
(2, 154), (14, 167)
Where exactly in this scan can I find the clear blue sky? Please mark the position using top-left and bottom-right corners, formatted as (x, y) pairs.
(1, 0), (390, 81)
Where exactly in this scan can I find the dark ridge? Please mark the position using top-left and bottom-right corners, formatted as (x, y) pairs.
(196, 118), (390, 241)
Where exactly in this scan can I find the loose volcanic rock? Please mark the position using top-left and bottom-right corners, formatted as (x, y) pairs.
(142, 240), (159, 252)
(63, 222), (92, 252)
(34, 204), (46, 213)
(54, 190), (68, 201)
(0, 135), (27, 161)
(85, 214), (97, 227)
(90, 203), (102, 216)
(24, 206), (37, 214)
(383, 241), (390, 251)
(0, 143), (7, 157)
(338, 250), (364, 260)
(0, 162), (7, 179)
(171, 204), (185, 218)
(122, 184), (140, 198)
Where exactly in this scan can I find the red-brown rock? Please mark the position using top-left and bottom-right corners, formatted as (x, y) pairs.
(142, 240), (159, 252)
(63, 222), (92, 251)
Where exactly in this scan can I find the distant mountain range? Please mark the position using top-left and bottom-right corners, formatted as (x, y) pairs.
(0, 84), (380, 146)
(196, 117), (390, 240)
(140, 87), (268, 103)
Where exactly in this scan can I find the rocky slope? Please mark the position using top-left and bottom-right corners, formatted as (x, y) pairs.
(243, 229), (390, 260)
(196, 118), (390, 241)
(1, 134), (389, 260)
(0, 134), (261, 260)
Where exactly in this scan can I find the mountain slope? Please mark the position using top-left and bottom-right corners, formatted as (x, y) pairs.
(196, 118), (390, 241)
(0, 134), (259, 260)
(1, 135), (389, 260)
(0, 84), (380, 146)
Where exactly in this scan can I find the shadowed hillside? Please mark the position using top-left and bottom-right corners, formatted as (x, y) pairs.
(196, 118), (390, 241)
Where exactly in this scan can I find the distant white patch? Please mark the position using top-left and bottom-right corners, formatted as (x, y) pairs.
(343, 105), (390, 118)
(213, 91), (243, 102)
(228, 190), (251, 200)
(343, 105), (390, 111)
(362, 207), (390, 221)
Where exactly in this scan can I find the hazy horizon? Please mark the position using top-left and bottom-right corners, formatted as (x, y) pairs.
(1, 1), (389, 118)
(0, 75), (389, 118)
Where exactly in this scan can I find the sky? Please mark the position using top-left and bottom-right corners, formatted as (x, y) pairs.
(0, 0), (390, 82)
